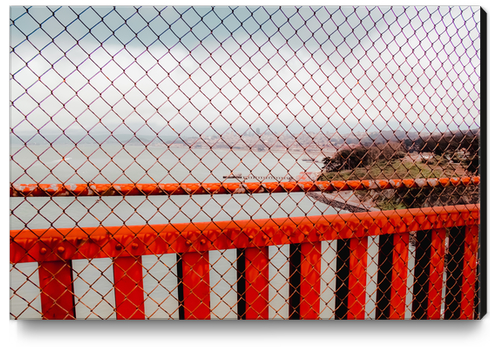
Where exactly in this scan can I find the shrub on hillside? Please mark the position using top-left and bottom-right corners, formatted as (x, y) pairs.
(322, 142), (407, 172)
(376, 141), (407, 161)
(418, 130), (479, 174)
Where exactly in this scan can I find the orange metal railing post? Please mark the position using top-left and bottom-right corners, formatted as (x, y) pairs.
(444, 226), (466, 319)
(244, 247), (269, 319)
(347, 237), (368, 320)
(427, 229), (446, 320)
(289, 242), (322, 320)
(180, 252), (211, 320)
(299, 242), (322, 319)
(389, 233), (410, 319)
(113, 256), (145, 320)
(460, 225), (479, 319)
(39, 260), (75, 320)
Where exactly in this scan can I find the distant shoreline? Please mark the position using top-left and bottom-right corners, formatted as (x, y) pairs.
(12, 141), (337, 157)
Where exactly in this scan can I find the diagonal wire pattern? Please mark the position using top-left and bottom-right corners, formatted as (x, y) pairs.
(10, 5), (481, 320)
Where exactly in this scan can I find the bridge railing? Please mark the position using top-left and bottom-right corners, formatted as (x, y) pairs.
(10, 194), (480, 320)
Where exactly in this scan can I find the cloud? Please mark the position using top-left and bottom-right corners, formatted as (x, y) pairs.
(10, 5), (481, 138)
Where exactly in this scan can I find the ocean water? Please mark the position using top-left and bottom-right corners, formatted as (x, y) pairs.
(10, 143), (415, 319)
(10, 143), (336, 230)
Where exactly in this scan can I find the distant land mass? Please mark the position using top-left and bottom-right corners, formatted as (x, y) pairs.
(11, 127), (478, 154)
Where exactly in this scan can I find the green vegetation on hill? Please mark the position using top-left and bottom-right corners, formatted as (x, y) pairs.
(319, 132), (479, 210)
(319, 156), (467, 181)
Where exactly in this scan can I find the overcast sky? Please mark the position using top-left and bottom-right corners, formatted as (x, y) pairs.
(10, 5), (481, 139)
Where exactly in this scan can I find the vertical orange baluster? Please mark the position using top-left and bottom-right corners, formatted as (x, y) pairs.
(389, 233), (410, 319)
(245, 247), (269, 319)
(347, 237), (368, 320)
(113, 256), (145, 319)
(299, 242), (321, 319)
(181, 252), (210, 320)
(460, 225), (479, 319)
(39, 260), (75, 320)
(427, 229), (446, 320)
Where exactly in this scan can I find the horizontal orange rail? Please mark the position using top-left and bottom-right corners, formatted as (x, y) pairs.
(10, 204), (479, 264)
(10, 176), (480, 197)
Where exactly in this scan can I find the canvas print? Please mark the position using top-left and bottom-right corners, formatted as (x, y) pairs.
(10, 5), (483, 320)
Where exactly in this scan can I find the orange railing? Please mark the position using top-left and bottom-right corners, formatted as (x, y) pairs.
(10, 202), (480, 320)
(10, 177), (480, 197)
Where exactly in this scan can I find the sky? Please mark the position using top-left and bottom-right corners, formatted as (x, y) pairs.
(9, 5), (481, 140)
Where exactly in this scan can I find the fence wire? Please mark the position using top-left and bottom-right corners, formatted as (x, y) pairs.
(10, 5), (481, 320)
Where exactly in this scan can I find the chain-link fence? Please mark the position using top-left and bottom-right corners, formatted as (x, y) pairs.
(10, 5), (481, 320)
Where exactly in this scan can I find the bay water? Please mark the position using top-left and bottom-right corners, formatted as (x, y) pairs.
(10, 143), (415, 319)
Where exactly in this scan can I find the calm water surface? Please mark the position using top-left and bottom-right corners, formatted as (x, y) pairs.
(10, 143), (337, 229)
(10, 143), (416, 319)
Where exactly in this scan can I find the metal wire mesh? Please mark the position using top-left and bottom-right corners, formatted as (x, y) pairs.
(10, 5), (481, 320)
